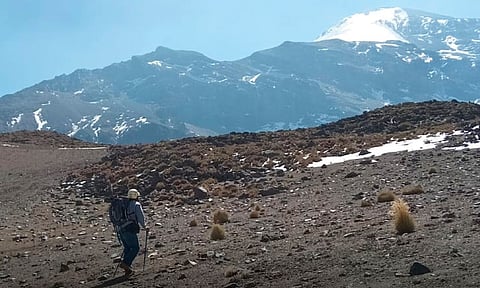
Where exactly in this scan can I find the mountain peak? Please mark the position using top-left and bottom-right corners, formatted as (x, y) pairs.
(315, 7), (410, 43)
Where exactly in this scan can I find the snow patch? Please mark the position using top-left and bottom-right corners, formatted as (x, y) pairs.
(33, 108), (48, 131)
(418, 52), (433, 63)
(9, 113), (23, 127)
(91, 115), (101, 127)
(68, 122), (79, 137)
(58, 147), (107, 150)
(308, 133), (448, 167)
(315, 7), (409, 43)
(242, 73), (261, 84)
(439, 52), (463, 60)
(148, 60), (163, 67)
(113, 121), (129, 135)
(136, 117), (149, 124)
(375, 43), (399, 49)
(444, 35), (459, 50)
(309, 130), (480, 167)
(437, 19), (449, 25)
(438, 35), (475, 60)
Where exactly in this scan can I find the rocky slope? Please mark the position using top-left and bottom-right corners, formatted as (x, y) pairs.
(1, 100), (480, 288)
(62, 100), (480, 202)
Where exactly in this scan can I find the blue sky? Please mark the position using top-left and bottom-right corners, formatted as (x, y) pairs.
(1, 0), (480, 96)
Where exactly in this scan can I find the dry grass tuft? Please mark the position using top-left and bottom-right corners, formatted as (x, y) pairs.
(249, 210), (260, 219)
(401, 184), (424, 195)
(377, 190), (396, 203)
(210, 224), (226, 240)
(360, 199), (373, 207)
(224, 266), (239, 278)
(213, 209), (229, 224)
(390, 198), (415, 234)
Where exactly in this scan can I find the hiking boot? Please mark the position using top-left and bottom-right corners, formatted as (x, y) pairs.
(124, 267), (135, 278)
(119, 262), (129, 271)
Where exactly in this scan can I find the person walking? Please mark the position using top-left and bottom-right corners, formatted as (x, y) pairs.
(118, 188), (148, 277)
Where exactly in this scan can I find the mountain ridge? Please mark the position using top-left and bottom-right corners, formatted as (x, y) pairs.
(1, 8), (479, 144)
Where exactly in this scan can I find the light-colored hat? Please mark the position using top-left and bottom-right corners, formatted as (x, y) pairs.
(127, 189), (140, 199)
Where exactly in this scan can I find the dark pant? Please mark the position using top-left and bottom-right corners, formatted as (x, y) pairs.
(119, 230), (139, 267)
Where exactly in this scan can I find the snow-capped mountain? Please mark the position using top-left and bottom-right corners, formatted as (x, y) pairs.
(315, 7), (410, 43)
(316, 7), (480, 61)
(1, 7), (479, 144)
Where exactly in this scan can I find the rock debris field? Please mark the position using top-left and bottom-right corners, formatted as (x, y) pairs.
(1, 101), (480, 288)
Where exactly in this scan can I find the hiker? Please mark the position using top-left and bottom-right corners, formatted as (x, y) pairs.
(118, 188), (148, 276)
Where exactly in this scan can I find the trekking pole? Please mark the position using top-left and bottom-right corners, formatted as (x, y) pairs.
(113, 251), (124, 278)
(143, 229), (149, 271)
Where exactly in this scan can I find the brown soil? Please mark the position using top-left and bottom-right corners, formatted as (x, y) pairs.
(1, 101), (480, 288)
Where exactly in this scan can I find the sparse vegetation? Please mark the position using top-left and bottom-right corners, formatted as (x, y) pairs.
(189, 218), (198, 227)
(249, 210), (260, 219)
(360, 199), (373, 207)
(390, 198), (415, 234)
(213, 209), (229, 224)
(224, 266), (239, 278)
(210, 224), (226, 240)
(401, 184), (424, 195)
(377, 190), (396, 202)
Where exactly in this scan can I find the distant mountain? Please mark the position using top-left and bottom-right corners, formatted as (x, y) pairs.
(1, 7), (479, 144)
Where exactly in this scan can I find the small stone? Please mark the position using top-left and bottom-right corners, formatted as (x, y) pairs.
(409, 262), (431, 276)
(345, 171), (360, 178)
(442, 212), (455, 218)
(193, 186), (209, 200)
(60, 263), (69, 272)
(359, 150), (370, 156)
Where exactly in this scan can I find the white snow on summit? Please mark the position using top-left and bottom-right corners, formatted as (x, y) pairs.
(315, 7), (409, 43)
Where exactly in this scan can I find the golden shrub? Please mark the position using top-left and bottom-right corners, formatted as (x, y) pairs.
(390, 198), (415, 234)
(213, 209), (229, 224)
(210, 224), (225, 240)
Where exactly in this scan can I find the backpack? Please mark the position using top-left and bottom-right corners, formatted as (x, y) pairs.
(108, 197), (130, 228)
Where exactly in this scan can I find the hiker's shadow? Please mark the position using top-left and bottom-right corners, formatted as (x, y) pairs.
(91, 275), (129, 288)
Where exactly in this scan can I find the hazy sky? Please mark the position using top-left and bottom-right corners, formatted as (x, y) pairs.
(2, 0), (480, 96)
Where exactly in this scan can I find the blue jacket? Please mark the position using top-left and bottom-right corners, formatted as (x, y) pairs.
(126, 200), (146, 229)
